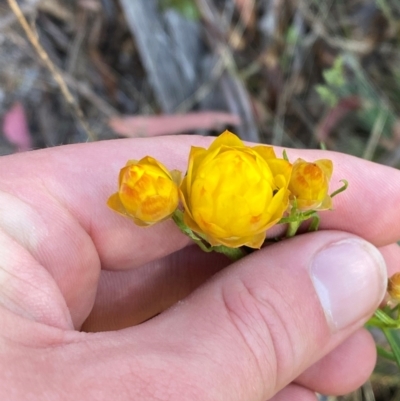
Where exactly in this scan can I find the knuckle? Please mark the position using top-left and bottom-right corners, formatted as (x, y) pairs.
(220, 277), (297, 386)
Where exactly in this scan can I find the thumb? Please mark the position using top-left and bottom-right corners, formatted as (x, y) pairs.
(142, 231), (387, 400)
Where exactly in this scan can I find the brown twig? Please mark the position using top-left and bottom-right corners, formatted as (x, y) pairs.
(7, 0), (96, 141)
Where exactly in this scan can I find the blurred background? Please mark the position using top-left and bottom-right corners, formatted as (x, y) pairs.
(0, 0), (399, 399)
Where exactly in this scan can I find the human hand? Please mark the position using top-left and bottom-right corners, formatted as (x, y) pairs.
(1, 136), (399, 400)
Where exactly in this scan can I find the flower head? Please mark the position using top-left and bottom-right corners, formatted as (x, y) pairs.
(180, 130), (292, 248)
(107, 156), (181, 226)
(288, 158), (333, 211)
(388, 273), (400, 301)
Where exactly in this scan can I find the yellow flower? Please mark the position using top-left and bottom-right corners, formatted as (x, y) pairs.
(288, 158), (333, 211)
(180, 130), (292, 248)
(107, 156), (181, 226)
(388, 273), (400, 301)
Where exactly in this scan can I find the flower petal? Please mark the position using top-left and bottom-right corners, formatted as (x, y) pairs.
(208, 130), (244, 152)
(107, 193), (128, 216)
(316, 159), (333, 180)
(252, 145), (276, 160)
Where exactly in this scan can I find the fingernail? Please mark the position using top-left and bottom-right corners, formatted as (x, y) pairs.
(310, 238), (387, 332)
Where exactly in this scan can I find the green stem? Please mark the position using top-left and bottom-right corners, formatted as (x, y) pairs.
(211, 245), (246, 261)
(172, 209), (246, 261)
(367, 307), (400, 329)
(383, 328), (400, 369)
(330, 179), (348, 198)
(308, 213), (320, 232)
(172, 209), (210, 251)
(286, 220), (301, 237)
(366, 306), (400, 368)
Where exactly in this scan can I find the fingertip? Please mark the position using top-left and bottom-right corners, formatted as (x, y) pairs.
(309, 237), (387, 332)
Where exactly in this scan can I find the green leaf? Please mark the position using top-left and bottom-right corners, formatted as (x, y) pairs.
(285, 25), (298, 45)
(383, 329), (400, 369)
(368, 307), (400, 367)
(315, 85), (338, 108)
(376, 345), (396, 362)
(172, 209), (212, 252)
(282, 149), (289, 162)
(367, 308), (400, 329)
(323, 56), (345, 88)
(159, 0), (200, 20)
(358, 106), (395, 139)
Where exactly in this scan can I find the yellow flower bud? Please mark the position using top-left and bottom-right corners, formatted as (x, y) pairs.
(107, 156), (181, 226)
(288, 158), (333, 211)
(388, 273), (400, 301)
(180, 130), (292, 248)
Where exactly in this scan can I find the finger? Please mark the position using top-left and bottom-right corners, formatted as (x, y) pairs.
(0, 184), (101, 328)
(30, 230), (387, 400)
(82, 246), (229, 332)
(0, 137), (399, 276)
(0, 228), (74, 330)
(1, 137), (399, 329)
(295, 328), (376, 395)
(81, 242), (400, 332)
(0, 138), (196, 327)
(0, 137), (198, 275)
(128, 230), (387, 400)
(269, 384), (318, 401)
(379, 243), (400, 277)
(293, 239), (400, 394)
(301, 151), (400, 246)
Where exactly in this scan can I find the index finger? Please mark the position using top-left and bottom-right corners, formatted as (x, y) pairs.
(0, 135), (399, 272)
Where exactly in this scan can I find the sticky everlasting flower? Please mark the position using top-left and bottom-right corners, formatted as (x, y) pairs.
(107, 156), (181, 226)
(288, 158), (333, 211)
(388, 273), (400, 301)
(179, 130), (292, 248)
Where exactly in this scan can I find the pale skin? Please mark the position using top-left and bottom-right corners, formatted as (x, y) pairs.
(1, 135), (400, 401)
